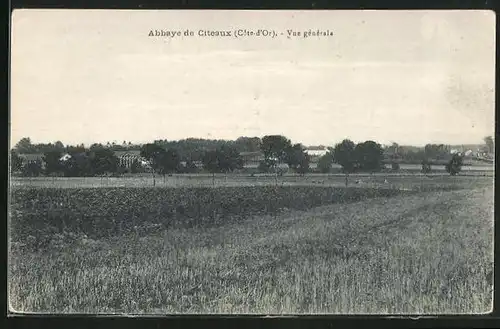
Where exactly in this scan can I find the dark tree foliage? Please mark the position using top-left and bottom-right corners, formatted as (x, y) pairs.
(89, 143), (105, 150)
(285, 143), (310, 175)
(333, 139), (356, 173)
(66, 145), (87, 155)
(396, 148), (426, 163)
(155, 138), (233, 162)
(424, 144), (449, 161)
(62, 153), (92, 177)
(234, 137), (262, 153)
(421, 159), (432, 174)
(354, 141), (384, 172)
(261, 135), (292, 164)
(484, 136), (494, 154)
(140, 143), (167, 174)
(445, 153), (464, 176)
(54, 141), (65, 151)
(257, 160), (272, 173)
(202, 145), (243, 174)
(158, 148), (181, 176)
(218, 145), (244, 173)
(43, 151), (63, 175)
(181, 160), (199, 174)
(202, 150), (220, 174)
(89, 147), (119, 175)
(317, 152), (333, 173)
(151, 137), (261, 162)
(21, 160), (43, 177)
(130, 159), (142, 174)
(295, 155), (310, 175)
(10, 150), (23, 173)
(14, 137), (36, 153)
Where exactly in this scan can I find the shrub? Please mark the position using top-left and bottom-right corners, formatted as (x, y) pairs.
(421, 160), (432, 174)
(258, 160), (271, 173)
(446, 154), (463, 176)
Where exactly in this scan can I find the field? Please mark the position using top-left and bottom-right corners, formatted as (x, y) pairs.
(8, 174), (494, 314)
(9, 171), (494, 189)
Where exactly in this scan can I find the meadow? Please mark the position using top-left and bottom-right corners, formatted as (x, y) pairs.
(9, 171), (494, 189)
(8, 174), (494, 314)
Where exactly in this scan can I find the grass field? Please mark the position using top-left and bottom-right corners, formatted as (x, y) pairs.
(8, 175), (494, 314)
(9, 171), (494, 189)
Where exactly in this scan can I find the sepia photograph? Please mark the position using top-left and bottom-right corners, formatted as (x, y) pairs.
(8, 9), (495, 314)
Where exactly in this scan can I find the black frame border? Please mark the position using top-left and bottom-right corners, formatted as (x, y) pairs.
(4, 0), (499, 328)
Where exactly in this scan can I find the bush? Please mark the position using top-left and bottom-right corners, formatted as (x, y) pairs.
(446, 154), (463, 176)
(130, 159), (142, 174)
(258, 160), (271, 173)
(21, 161), (43, 177)
(421, 160), (432, 174)
(318, 154), (333, 173)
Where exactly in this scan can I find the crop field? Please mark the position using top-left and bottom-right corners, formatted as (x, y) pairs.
(8, 175), (494, 314)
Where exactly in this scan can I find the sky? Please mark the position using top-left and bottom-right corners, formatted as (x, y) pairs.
(10, 10), (495, 147)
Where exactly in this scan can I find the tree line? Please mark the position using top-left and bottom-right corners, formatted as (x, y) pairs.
(9, 136), (309, 178)
(10, 135), (491, 177)
(315, 139), (464, 176)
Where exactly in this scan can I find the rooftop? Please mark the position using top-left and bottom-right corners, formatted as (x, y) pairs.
(18, 153), (44, 161)
(114, 150), (142, 157)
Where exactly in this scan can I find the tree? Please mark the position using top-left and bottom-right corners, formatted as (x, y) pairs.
(62, 152), (92, 177)
(89, 147), (119, 175)
(424, 144), (448, 161)
(66, 145), (87, 155)
(296, 154), (310, 175)
(43, 150), (63, 175)
(234, 137), (262, 153)
(445, 153), (463, 176)
(333, 139), (356, 173)
(258, 160), (272, 173)
(388, 142), (399, 154)
(484, 136), (494, 154)
(285, 143), (310, 175)
(202, 146), (243, 174)
(261, 135), (292, 165)
(140, 143), (166, 171)
(354, 141), (384, 172)
(202, 145), (243, 185)
(10, 150), (23, 174)
(386, 142), (402, 163)
(15, 137), (36, 153)
(217, 145), (243, 173)
(421, 159), (432, 174)
(54, 141), (65, 152)
(89, 143), (104, 150)
(202, 149), (220, 186)
(182, 160), (198, 174)
(130, 159), (142, 174)
(202, 150), (219, 172)
(140, 143), (168, 185)
(317, 152), (333, 173)
(21, 160), (42, 177)
(157, 148), (181, 176)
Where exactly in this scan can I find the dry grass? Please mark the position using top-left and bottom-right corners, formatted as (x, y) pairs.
(8, 183), (494, 314)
